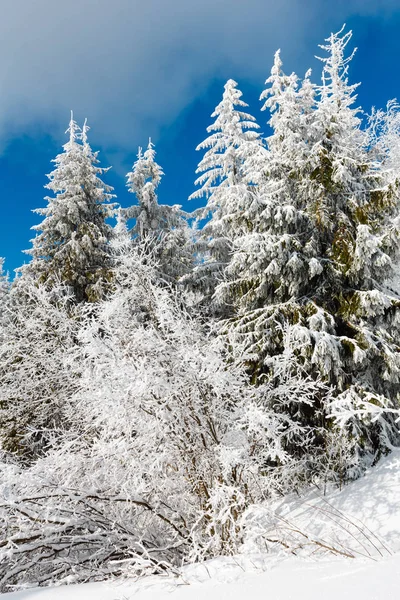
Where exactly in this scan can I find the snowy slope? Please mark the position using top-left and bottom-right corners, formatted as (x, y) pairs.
(3, 449), (400, 600)
(261, 448), (400, 558)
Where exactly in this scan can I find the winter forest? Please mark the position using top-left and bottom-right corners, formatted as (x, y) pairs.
(1, 25), (400, 590)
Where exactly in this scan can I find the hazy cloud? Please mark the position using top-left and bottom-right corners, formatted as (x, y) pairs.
(0, 0), (398, 149)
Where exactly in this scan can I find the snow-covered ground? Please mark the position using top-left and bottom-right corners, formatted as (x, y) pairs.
(4, 449), (400, 600)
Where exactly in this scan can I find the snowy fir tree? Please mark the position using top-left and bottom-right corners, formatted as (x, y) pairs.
(23, 115), (116, 303)
(367, 100), (400, 294)
(188, 79), (265, 311)
(369, 99), (400, 189)
(221, 27), (400, 472)
(113, 206), (131, 245)
(125, 140), (193, 283)
(0, 258), (9, 312)
(1, 25), (400, 593)
(216, 52), (319, 312)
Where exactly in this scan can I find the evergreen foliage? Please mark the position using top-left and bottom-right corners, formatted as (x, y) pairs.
(188, 79), (265, 310)
(23, 115), (116, 303)
(0, 258), (9, 312)
(220, 27), (400, 470)
(217, 53), (319, 311)
(125, 140), (193, 283)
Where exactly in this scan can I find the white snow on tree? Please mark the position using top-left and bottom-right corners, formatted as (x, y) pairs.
(0, 258), (9, 312)
(220, 28), (400, 472)
(0, 245), (337, 588)
(368, 99), (400, 295)
(0, 276), (81, 461)
(217, 53), (319, 312)
(188, 79), (266, 312)
(125, 139), (193, 283)
(23, 115), (116, 303)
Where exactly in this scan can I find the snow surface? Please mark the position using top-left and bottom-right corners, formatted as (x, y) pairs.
(4, 449), (400, 600)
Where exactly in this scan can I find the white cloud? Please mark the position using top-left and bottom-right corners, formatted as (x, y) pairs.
(0, 0), (397, 151)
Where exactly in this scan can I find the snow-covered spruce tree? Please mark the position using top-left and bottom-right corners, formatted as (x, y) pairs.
(216, 52), (319, 312)
(0, 275), (81, 462)
(221, 28), (400, 476)
(0, 258), (9, 315)
(368, 100), (400, 187)
(114, 206), (131, 245)
(0, 119), (114, 461)
(125, 139), (193, 284)
(368, 100), (400, 294)
(188, 79), (265, 312)
(23, 115), (116, 303)
(0, 242), (336, 589)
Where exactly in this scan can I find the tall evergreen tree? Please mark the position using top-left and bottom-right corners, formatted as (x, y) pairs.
(368, 100), (400, 293)
(189, 79), (265, 309)
(372, 100), (400, 186)
(125, 140), (192, 284)
(0, 258), (9, 311)
(217, 54), (319, 312)
(221, 29), (400, 475)
(23, 115), (116, 303)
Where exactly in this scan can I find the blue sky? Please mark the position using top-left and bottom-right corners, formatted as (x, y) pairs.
(1, 0), (400, 275)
